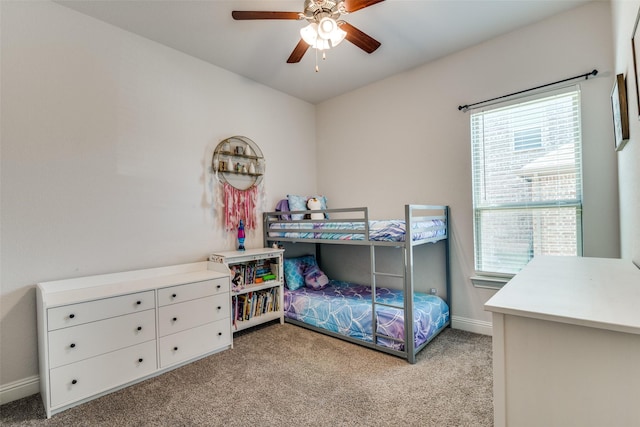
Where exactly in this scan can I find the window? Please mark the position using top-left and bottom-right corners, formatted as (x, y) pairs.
(471, 88), (583, 276)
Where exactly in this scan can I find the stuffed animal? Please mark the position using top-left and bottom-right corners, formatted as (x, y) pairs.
(304, 265), (329, 290)
(307, 197), (324, 220)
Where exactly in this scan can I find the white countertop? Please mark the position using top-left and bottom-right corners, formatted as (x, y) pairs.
(485, 256), (640, 335)
(38, 262), (227, 307)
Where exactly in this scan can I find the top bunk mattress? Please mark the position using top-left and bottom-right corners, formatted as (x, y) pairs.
(268, 219), (446, 242)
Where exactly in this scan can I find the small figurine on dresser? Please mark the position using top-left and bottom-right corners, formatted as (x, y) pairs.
(237, 219), (246, 251)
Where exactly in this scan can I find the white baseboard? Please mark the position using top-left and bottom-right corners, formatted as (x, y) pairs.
(0, 375), (39, 405)
(451, 315), (493, 336)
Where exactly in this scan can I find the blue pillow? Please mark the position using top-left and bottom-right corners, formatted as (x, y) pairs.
(287, 195), (328, 220)
(284, 255), (318, 290)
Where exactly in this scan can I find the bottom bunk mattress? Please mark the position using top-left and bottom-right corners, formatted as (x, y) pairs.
(283, 280), (450, 351)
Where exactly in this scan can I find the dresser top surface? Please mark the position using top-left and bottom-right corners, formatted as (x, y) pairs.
(38, 262), (227, 307)
(484, 256), (640, 335)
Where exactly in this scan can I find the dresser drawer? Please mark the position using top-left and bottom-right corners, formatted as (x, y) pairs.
(157, 278), (228, 307)
(49, 340), (157, 409)
(48, 309), (156, 369)
(47, 291), (155, 331)
(158, 294), (229, 337)
(159, 319), (231, 368)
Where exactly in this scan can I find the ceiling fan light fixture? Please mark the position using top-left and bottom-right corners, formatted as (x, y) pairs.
(300, 22), (319, 46)
(318, 17), (346, 46)
(329, 25), (346, 46)
(301, 18), (346, 50)
(317, 39), (331, 50)
(317, 17), (337, 39)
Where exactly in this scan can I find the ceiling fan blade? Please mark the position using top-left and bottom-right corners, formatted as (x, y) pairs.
(287, 39), (310, 63)
(339, 22), (381, 54)
(343, 0), (385, 13)
(232, 11), (301, 20)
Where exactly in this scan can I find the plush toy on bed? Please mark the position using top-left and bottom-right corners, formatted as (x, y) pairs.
(304, 265), (329, 290)
(307, 197), (324, 220)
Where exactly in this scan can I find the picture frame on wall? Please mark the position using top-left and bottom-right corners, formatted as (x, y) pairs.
(632, 6), (640, 120)
(611, 73), (630, 152)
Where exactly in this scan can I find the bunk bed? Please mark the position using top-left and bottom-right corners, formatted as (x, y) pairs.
(263, 204), (450, 364)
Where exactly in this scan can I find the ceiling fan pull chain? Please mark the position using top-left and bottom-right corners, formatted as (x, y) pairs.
(315, 48), (319, 72)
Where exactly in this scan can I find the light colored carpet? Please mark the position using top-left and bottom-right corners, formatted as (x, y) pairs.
(1, 323), (493, 426)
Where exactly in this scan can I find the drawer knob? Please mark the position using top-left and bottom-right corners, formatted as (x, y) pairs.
(136, 300), (142, 305)
(172, 293), (177, 298)
(216, 285), (221, 289)
(71, 379), (78, 385)
(138, 358), (144, 363)
(173, 346), (178, 351)
(172, 317), (177, 322)
(217, 306), (221, 310)
(70, 343), (76, 348)
(69, 314), (75, 319)
(218, 332), (222, 336)
(137, 326), (142, 331)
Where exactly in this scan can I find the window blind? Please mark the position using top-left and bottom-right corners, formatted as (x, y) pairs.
(471, 88), (583, 275)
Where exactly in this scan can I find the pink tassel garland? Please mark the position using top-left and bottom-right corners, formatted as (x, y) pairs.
(223, 183), (258, 231)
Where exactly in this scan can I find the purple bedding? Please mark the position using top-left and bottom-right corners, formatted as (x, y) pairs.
(284, 280), (450, 351)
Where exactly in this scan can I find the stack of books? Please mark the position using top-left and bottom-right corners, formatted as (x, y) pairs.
(230, 259), (277, 289)
(232, 287), (280, 325)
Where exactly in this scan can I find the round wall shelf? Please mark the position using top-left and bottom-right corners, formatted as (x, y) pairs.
(212, 136), (265, 190)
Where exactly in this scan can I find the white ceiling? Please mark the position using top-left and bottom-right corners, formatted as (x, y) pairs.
(55, 0), (592, 104)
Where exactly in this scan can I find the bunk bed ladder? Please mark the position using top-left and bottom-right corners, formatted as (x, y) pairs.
(370, 244), (413, 361)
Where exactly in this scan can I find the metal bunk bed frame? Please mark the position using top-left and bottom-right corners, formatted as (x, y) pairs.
(263, 204), (451, 364)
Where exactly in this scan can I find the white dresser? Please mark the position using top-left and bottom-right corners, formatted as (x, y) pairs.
(37, 262), (231, 418)
(485, 256), (640, 427)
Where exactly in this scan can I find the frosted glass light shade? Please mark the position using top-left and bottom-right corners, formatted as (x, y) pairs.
(329, 27), (346, 47)
(300, 23), (319, 46)
(300, 18), (346, 50)
(318, 17), (337, 39)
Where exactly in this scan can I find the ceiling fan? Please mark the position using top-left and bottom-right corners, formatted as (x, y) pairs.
(232, 0), (384, 64)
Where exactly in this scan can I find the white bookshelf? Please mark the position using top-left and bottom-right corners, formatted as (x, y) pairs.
(209, 248), (285, 333)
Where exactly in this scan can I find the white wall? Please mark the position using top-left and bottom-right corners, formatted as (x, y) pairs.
(0, 0), (316, 395)
(611, 0), (640, 265)
(316, 1), (618, 330)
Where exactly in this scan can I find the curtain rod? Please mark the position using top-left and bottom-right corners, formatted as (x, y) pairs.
(458, 69), (598, 112)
